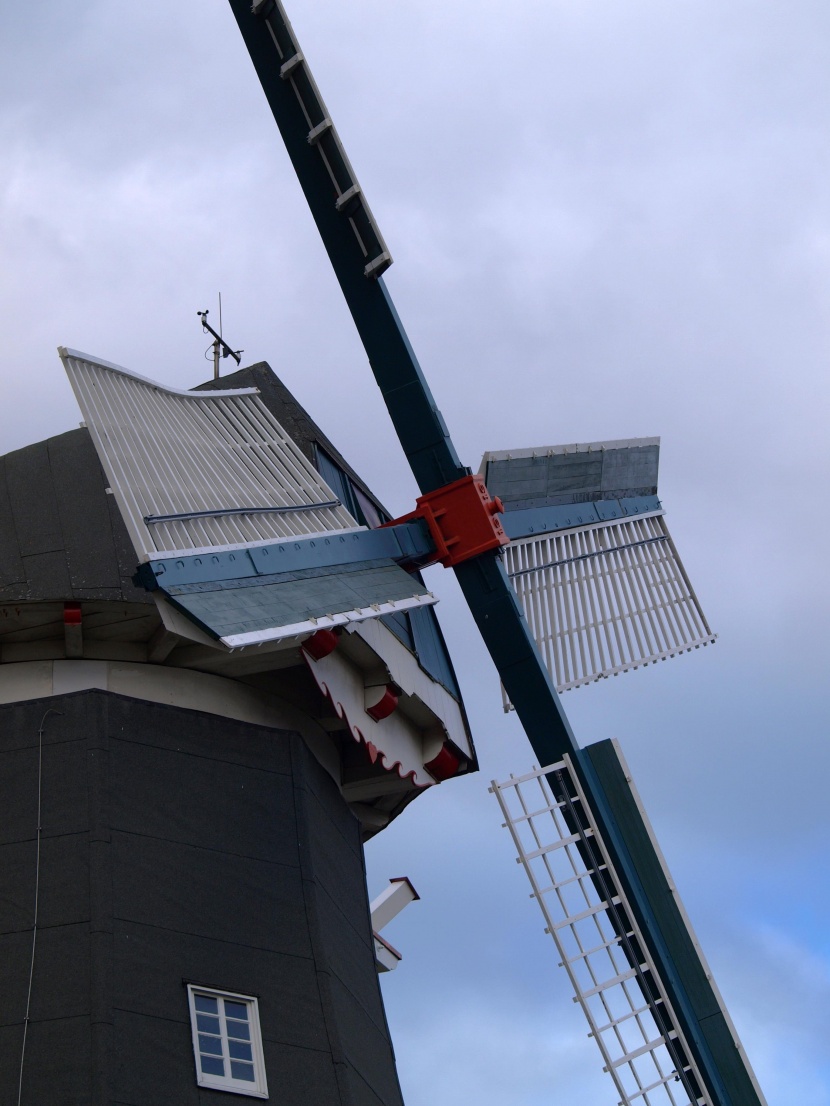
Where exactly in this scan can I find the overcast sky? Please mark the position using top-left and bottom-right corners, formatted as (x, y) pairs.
(2, 2), (829, 1104)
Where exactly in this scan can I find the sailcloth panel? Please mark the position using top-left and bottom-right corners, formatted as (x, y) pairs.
(504, 512), (715, 697)
(61, 349), (358, 559)
(162, 561), (437, 649)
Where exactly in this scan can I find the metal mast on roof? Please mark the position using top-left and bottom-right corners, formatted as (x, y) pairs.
(198, 296), (243, 379)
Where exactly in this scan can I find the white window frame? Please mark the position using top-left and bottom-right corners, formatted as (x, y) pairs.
(187, 984), (269, 1098)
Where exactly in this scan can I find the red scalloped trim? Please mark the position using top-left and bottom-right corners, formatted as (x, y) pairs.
(303, 658), (430, 789)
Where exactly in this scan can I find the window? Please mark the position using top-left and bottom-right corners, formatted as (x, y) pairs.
(313, 444), (387, 529)
(187, 985), (268, 1098)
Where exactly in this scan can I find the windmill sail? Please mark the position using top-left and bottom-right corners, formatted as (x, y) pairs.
(493, 760), (710, 1106)
(492, 743), (767, 1106)
(61, 349), (438, 650)
(481, 440), (715, 700)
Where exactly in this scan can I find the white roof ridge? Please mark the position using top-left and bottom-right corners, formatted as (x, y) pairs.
(58, 346), (260, 399)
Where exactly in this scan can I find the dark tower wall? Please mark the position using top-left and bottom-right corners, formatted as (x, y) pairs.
(0, 691), (404, 1106)
(0, 429), (145, 605)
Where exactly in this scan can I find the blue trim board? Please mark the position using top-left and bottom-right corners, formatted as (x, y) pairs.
(500, 495), (662, 540)
(409, 605), (461, 699)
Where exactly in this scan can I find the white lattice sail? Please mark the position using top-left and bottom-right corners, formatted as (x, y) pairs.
(491, 760), (710, 1106)
(505, 511), (715, 694)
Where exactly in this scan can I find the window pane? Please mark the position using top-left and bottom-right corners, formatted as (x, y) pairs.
(200, 1055), (225, 1077)
(228, 1040), (253, 1062)
(353, 485), (384, 528)
(190, 987), (265, 1093)
(230, 1060), (256, 1082)
(226, 1018), (251, 1041)
(198, 1034), (223, 1056)
(314, 447), (358, 519)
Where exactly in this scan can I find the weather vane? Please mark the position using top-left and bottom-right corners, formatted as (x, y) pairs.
(198, 293), (242, 379)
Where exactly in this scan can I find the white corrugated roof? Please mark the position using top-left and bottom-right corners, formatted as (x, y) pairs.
(60, 348), (360, 560)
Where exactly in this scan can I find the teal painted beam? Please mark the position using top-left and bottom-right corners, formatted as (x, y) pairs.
(500, 494), (662, 540)
(134, 518), (435, 591)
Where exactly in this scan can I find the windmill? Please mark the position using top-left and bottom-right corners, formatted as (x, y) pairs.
(0, 3), (773, 1106)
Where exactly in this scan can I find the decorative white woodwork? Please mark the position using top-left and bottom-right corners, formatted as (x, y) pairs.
(342, 618), (475, 762)
(370, 878), (420, 933)
(369, 878), (419, 974)
(303, 642), (447, 789)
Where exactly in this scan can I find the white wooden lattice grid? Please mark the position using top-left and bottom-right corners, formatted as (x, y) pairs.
(503, 512), (716, 703)
(62, 350), (359, 560)
(491, 761), (709, 1106)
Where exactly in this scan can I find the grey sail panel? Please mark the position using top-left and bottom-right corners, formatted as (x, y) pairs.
(482, 437), (660, 510)
(581, 739), (768, 1106)
(160, 559), (436, 647)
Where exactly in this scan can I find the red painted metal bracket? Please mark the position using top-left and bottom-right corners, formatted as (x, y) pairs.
(63, 602), (83, 659)
(385, 473), (508, 568)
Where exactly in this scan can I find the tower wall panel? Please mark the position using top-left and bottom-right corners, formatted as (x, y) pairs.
(0, 690), (404, 1106)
